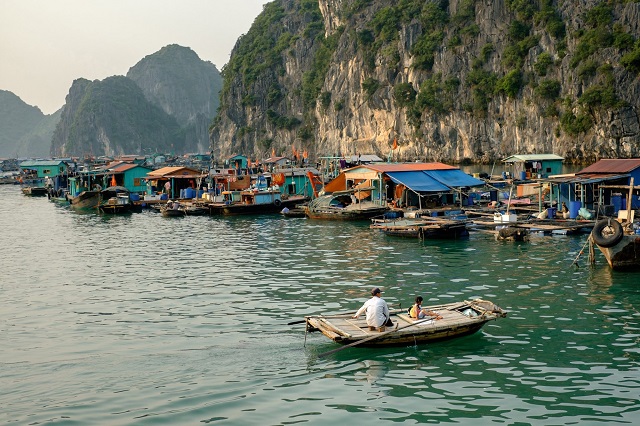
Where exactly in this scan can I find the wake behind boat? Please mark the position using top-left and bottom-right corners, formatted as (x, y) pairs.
(303, 299), (506, 348)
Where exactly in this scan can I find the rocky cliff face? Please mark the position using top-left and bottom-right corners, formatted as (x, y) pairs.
(50, 77), (182, 157)
(0, 90), (58, 157)
(127, 44), (222, 153)
(50, 45), (222, 157)
(211, 0), (640, 164)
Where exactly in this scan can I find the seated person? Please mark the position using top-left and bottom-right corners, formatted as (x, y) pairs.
(409, 296), (442, 320)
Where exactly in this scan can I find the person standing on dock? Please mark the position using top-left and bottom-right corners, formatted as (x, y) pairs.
(353, 287), (391, 330)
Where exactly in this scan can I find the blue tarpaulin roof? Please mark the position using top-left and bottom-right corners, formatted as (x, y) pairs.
(386, 171), (450, 192)
(424, 169), (485, 188)
(386, 169), (484, 193)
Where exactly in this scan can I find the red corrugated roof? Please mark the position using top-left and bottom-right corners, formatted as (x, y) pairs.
(577, 159), (640, 174)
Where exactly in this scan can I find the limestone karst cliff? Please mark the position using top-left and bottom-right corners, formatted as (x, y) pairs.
(127, 44), (223, 153)
(50, 45), (222, 157)
(211, 0), (640, 164)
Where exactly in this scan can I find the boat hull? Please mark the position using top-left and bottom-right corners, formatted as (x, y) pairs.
(596, 234), (640, 269)
(69, 191), (100, 209)
(305, 206), (389, 221)
(21, 186), (48, 196)
(305, 299), (506, 348)
(210, 196), (307, 216)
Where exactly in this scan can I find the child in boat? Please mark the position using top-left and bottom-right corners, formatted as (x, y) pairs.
(410, 296), (442, 320)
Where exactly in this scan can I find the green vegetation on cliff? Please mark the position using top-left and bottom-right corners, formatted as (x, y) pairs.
(51, 77), (183, 157)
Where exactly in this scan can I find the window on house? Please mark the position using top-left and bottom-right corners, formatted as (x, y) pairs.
(134, 178), (142, 186)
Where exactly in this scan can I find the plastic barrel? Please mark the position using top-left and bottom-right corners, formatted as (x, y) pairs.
(185, 188), (195, 199)
(611, 194), (622, 213)
(569, 201), (581, 219)
(547, 207), (557, 218)
(130, 193), (140, 201)
(520, 171), (527, 180)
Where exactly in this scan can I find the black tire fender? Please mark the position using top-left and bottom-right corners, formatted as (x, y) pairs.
(274, 199), (282, 207)
(591, 219), (623, 248)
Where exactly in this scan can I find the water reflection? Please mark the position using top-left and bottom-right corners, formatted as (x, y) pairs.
(2, 186), (640, 424)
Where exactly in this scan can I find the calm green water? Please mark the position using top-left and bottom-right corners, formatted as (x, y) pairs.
(1, 185), (639, 425)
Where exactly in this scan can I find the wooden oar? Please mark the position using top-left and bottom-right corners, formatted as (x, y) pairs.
(287, 308), (406, 326)
(317, 317), (434, 359)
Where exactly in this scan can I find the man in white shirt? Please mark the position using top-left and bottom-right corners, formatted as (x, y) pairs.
(353, 287), (391, 330)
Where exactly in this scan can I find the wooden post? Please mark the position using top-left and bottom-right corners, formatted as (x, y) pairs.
(627, 177), (634, 224)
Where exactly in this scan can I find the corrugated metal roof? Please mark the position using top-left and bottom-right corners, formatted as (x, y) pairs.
(362, 162), (457, 172)
(19, 160), (67, 167)
(502, 154), (564, 162)
(544, 173), (629, 184)
(146, 166), (205, 179)
(577, 159), (640, 174)
(110, 163), (149, 173)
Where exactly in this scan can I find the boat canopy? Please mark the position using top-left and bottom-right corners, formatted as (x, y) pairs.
(386, 169), (483, 192)
(387, 171), (450, 192)
(424, 169), (485, 188)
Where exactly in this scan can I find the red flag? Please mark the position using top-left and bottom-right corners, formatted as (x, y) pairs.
(110, 175), (116, 186)
(392, 138), (398, 150)
(303, 150), (308, 159)
(272, 148), (276, 157)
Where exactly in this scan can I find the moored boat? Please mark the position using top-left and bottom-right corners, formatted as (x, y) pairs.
(210, 188), (307, 215)
(21, 186), (48, 196)
(371, 217), (469, 239)
(303, 299), (506, 348)
(68, 190), (100, 210)
(99, 186), (133, 214)
(591, 217), (640, 269)
(305, 189), (389, 221)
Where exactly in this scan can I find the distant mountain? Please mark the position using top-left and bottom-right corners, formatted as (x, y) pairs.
(0, 90), (59, 158)
(49, 44), (222, 157)
(127, 44), (223, 153)
(50, 76), (183, 157)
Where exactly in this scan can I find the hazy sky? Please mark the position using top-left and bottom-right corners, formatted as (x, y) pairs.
(0, 0), (271, 114)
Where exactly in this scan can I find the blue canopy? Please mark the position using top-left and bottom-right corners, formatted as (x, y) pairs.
(424, 169), (485, 188)
(386, 171), (450, 192)
(386, 169), (484, 193)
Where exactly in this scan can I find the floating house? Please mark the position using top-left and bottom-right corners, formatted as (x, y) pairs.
(544, 158), (640, 217)
(502, 154), (564, 179)
(269, 167), (320, 198)
(227, 154), (248, 172)
(144, 166), (208, 199)
(101, 162), (153, 194)
(322, 162), (484, 210)
(263, 156), (289, 170)
(19, 160), (70, 178)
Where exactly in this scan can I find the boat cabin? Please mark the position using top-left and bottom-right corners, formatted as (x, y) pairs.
(502, 154), (564, 180)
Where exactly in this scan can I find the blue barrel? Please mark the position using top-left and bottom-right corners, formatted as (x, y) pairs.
(611, 194), (622, 213)
(547, 208), (557, 218)
(520, 171), (527, 180)
(130, 193), (140, 201)
(160, 194), (168, 200)
(184, 187), (195, 199)
(569, 201), (581, 219)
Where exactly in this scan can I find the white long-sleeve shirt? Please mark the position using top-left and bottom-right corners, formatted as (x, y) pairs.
(354, 296), (389, 327)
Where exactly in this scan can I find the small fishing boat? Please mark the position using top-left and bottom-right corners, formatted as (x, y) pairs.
(160, 201), (209, 217)
(370, 217), (469, 239)
(280, 206), (307, 218)
(21, 186), (48, 196)
(303, 299), (506, 348)
(68, 190), (100, 210)
(305, 189), (388, 221)
(99, 186), (133, 214)
(591, 217), (640, 269)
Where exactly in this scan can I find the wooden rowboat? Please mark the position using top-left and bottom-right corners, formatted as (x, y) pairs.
(304, 299), (506, 348)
